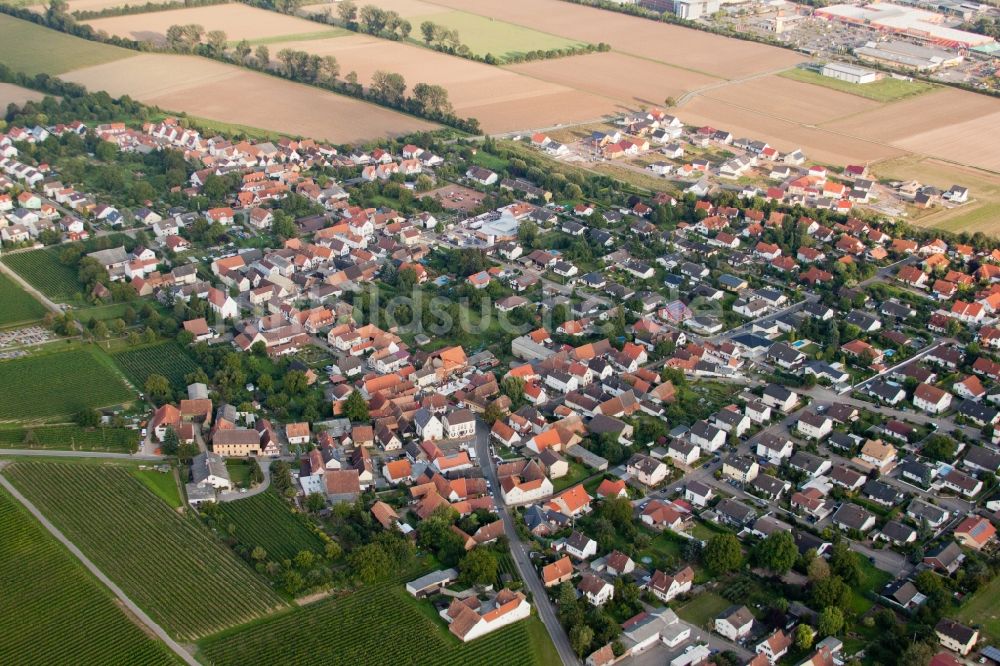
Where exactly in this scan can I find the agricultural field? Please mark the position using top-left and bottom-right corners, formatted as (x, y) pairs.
(2, 247), (85, 302)
(213, 490), (325, 561)
(873, 155), (1000, 236)
(421, 0), (801, 79)
(0, 13), (135, 75)
(5, 462), (284, 640)
(405, 9), (588, 59)
(263, 33), (616, 132)
(778, 67), (936, 103)
(84, 3), (336, 44)
(0, 424), (137, 452)
(62, 53), (438, 143)
(110, 341), (199, 392)
(0, 348), (134, 421)
(0, 272), (47, 327)
(199, 582), (557, 666)
(0, 487), (180, 666)
(0, 81), (47, 107)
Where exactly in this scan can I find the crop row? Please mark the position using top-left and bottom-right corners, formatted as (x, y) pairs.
(0, 425), (136, 451)
(111, 342), (199, 391)
(2, 249), (83, 302)
(6, 462), (284, 640)
(214, 490), (325, 561)
(0, 488), (179, 666)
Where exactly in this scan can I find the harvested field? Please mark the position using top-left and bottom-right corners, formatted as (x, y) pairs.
(697, 74), (881, 126)
(0, 82), (47, 108)
(267, 34), (619, 131)
(823, 87), (1000, 172)
(506, 51), (718, 107)
(678, 95), (905, 166)
(85, 3), (330, 43)
(62, 54), (437, 143)
(302, 0), (437, 16)
(0, 13), (134, 75)
(424, 184), (485, 211)
(421, 0), (801, 79)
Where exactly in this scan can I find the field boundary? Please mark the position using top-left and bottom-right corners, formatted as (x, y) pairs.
(0, 470), (199, 666)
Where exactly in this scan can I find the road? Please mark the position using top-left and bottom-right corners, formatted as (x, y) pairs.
(0, 448), (166, 461)
(472, 419), (578, 666)
(0, 471), (200, 666)
(217, 457), (272, 502)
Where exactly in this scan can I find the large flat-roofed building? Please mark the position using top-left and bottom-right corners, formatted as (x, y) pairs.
(820, 62), (881, 84)
(815, 3), (995, 48)
(855, 39), (964, 71)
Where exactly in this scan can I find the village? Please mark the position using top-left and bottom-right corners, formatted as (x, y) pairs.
(0, 97), (999, 666)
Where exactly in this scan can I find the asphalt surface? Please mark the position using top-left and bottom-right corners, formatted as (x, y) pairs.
(0, 472), (199, 666)
(0, 448), (166, 461)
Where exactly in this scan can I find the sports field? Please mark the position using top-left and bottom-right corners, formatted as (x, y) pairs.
(0, 13), (134, 75)
(0, 272), (47, 327)
(0, 348), (134, 421)
(199, 581), (558, 666)
(778, 67), (936, 103)
(6, 462), (285, 640)
(0, 487), (180, 666)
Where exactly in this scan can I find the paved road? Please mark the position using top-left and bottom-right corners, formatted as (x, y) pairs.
(0, 448), (166, 461)
(473, 420), (578, 666)
(217, 457), (272, 502)
(0, 473), (199, 666)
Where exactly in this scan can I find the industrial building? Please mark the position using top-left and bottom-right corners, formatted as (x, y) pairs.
(815, 3), (995, 48)
(820, 62), (881, 84)
(855, 39), (965, 71)
(641, 0), (721, 20)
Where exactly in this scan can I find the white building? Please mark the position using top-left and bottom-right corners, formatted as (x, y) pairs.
(820, 62), (879, 84)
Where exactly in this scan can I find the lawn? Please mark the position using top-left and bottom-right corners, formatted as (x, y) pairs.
(132, 467), (181, 508)
(110, 341), (199, 392)
(676, 591), (730, 628)
(552, 460), (594, 492)
(0, 272), (47, 327)
(778, 67), (936, 103)
(0, 424), (138, 452)
(0, 347), (134, 421)
(848, 558), (892, 615)
(212, 489), (326, 561)
(5, 462), (284, 640)
(0, 13), (135, 75)
(408, 10), (588, 59)
(198, 581), (558, 666)
(956, 572), (1000, 644)
(0, 487), (180, 666)
(225, 459), (253, 489)
(2, 247), (85, 303)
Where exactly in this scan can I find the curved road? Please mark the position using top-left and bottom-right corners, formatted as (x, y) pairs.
(0, 473), (199, 666)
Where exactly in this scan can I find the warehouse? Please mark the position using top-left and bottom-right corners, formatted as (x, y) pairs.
(820, 62), (881, 84)
(816, 3), (995, 48)
(855, 39), (964, 71)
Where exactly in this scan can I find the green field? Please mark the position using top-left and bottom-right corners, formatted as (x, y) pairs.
(6, 462), (285, 640)
(676, 591), (731, 628)
(0, 424), (137, 451)
(957, 572), (1000, 643)
(235, 27), (350, 46)
(0, 487), (179, 666)
(779, 67), (936, 103)
(213, 490), (325, 561)
(0, 271), (47, 327)
(2, 248), (85, 302)
(409, 10), (588, 59)
(199, 582), (557, 666)
(110, 342), (199, 392)
(0, 13), (135, 75)
(132, 468), (182, 508)
(0, 348), (134, 421)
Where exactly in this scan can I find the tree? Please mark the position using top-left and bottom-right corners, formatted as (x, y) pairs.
(337, 0), (357, 23)
(344, 391), (369, 422)
(412, 83), (452, 115)
(283, 569), (304, 595)
(795, 624), (814, 651)
(569, 624), (594, 657)
(248, 458), (264, 485)
(811, 575), (850, 609)
(75, 408), (100, 428)
(233, 39), (252, 64)
(753, 531), (798, 574)
(305, 492), (326, 512)
(144, 373), (172, 405)
(294, 549), (316, 569)
(483, 401), (504, 425)
(348, 542), (391, 582)
(817, 606), (845, 637)
(703, 533), (742, 574)
(899, 640), (936, 666)
(206, 29), (227, 57)
(255, 45), (270, 67)
(251, 546), (267, 562)
(557, 581), (584, 628)
(459, 547), (498, 586)
(359, 4), (389, 33)
(370, 70), (407, 105)
(807, 555), (830, 581)
(921, 434), (956, 462)
(828, 541), (861, 585)
(160, 427), (180, 456)
(501, 376), (525, 405)
(420, 20), (437, 44)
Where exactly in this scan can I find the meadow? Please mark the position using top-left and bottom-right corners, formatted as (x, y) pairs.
(0, 424), (137, 451)
(6, 462), (285, 640)
(0, 348), (134, 421)
(778, 67), (936, 103)
(213, 490), (326, 561)
(110, 341), (199, 392)
(0, 12), (134, 75)
(405, 9), (588, 59)
(2, 247), (85, 302)
(199, 582), (557, 666)
(0, 487), (179, 666)
(0, 271), (47, 327)
(957, 573), (1000, 644)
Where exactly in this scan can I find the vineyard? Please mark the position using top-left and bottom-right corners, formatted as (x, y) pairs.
(199, 583), (554, 666)
(0, 487), (179, 666)
(6, 462), (285, 640)
(0, 424), (137, 451)
(0, 348), (134, 421)
(213, 490), (325, 561)
(110, 342), (199, 392)
(2, 248), (84, 302)
(0, 272), (47, 326)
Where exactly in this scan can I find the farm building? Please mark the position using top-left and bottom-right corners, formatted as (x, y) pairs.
(820, 62), (880, 84)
